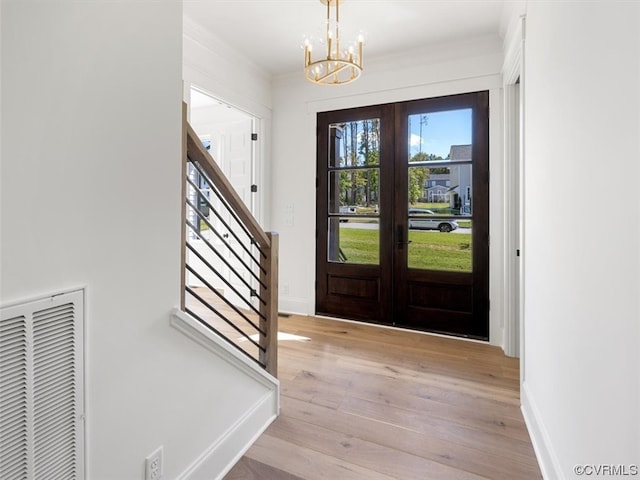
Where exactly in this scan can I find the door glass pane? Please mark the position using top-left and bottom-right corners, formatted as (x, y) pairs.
(328, 169), (380, 215)
(329, 119), (380, 168)
(406, 164), (473, 216)
(328, 219), (380, 264)
(408, 220), (472, 272)
(407, 108), (473, 272)
(327, 117), (381, 265)
(407, 109), (472, 162)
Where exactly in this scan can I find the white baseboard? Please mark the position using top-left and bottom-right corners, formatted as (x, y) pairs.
(176, 390), (278, 480)
(278, 296), (312, 316)
(521, 381), (563, 480)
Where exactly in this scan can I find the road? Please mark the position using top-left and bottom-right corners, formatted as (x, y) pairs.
(339, 221), (472, 234)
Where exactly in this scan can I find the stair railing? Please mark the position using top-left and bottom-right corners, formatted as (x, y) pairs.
(181, 104), (278, 377)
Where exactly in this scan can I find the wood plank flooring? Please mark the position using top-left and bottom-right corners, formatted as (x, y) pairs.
(225, 314), (541, 479)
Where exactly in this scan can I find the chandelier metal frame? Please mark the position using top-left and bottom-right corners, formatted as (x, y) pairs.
(303, 0), (363, 85)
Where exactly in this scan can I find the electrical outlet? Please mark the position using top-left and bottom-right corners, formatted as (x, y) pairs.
(145, 446), (163, 480)
(285, 214), (294, 226)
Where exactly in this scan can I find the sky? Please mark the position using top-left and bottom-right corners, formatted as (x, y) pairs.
(409, 108), (472, 158)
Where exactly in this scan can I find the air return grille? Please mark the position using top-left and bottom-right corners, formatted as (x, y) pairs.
(1, 291), (84, 480)
(0, 314), (28, 479)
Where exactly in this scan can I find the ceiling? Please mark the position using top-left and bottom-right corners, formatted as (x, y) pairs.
(183, 1), (512, 78)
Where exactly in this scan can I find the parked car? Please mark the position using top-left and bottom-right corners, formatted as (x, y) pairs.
(339, 205), (357, 222)
(339, 206), (357, 214)
(408, 208), (458, 232)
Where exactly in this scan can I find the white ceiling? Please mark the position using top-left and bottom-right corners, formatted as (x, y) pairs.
(183, 0), (512, 78)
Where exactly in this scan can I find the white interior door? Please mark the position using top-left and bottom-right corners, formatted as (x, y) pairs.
(219, 118), (256, 307)
(221, 118), (254, 212)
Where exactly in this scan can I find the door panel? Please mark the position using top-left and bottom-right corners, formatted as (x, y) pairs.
(316, 104), (394, 322)
(394, 92), (489, 339)
(316, 92), (489, 339)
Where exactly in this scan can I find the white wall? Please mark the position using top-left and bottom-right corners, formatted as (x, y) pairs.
(521, 2), (640, 477)
(1, 2), (274, 478)
(271, 36), (508, 345)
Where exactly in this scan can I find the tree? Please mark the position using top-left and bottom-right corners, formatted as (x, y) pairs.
(337, 119), (381, 208)
(359, 119), (380, 207)
(408, 152), (430, 204)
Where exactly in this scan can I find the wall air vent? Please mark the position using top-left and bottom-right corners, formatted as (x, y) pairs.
(1, 290), (84, 480)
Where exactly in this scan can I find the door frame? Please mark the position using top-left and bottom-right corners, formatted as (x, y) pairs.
(185, 85), (266, 305)
(185, 83), (265, 227)
(315, 93), (490, 338)
(502, 16), (526, 362)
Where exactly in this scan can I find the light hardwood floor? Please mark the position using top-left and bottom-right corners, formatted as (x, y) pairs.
(225, 314), (541, 480)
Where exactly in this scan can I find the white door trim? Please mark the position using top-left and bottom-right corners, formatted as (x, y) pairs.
(502, 16), (526, 362)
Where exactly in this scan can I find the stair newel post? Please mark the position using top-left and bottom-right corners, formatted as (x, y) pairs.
(259, 232), (279, 377)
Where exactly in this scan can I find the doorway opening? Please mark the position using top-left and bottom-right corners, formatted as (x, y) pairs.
(186, 87), (262, 310)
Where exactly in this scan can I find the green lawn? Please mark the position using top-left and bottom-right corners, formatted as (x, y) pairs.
(411, 201), (449, 210)
(338, 228), (380, 264)
(338, 227), (472, 272)
(408, 230), (472, 271)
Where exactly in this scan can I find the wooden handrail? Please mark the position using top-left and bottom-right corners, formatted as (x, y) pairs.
(185, 122), (271, 250)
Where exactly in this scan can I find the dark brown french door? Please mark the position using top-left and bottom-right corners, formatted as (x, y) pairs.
(315, 91), (489, 340)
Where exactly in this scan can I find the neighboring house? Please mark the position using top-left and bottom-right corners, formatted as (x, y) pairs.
(448, 144), (473, 214)
(421, 146), (472, 213)
(426, 173), (451, 188)
(423, 172), (451, 202)
(425, 184), (450, 203)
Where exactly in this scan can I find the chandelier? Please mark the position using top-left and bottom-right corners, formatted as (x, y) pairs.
(303, 0), (363, 85)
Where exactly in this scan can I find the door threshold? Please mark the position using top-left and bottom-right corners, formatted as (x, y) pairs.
(313, 314), (489, 345)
